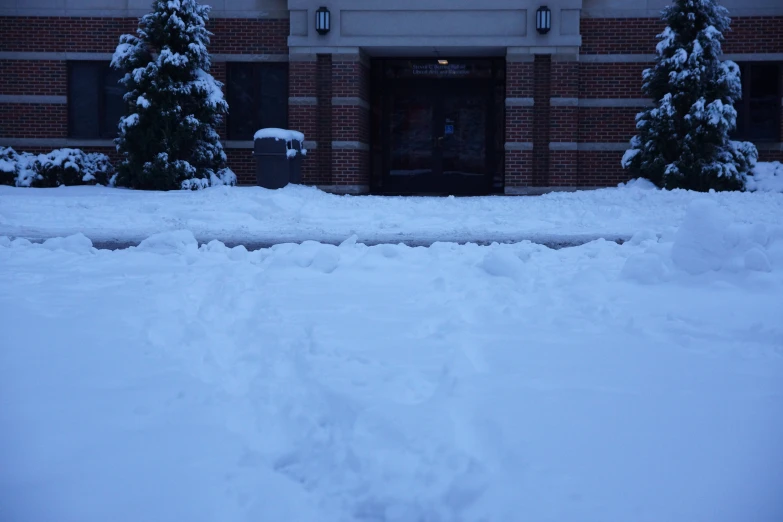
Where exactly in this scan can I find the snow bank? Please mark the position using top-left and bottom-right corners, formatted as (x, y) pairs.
(747, 161), (783, 193)
(41, 233), (95, 254)
(2, 182), (782, 247)
(622, 198), (783, 282)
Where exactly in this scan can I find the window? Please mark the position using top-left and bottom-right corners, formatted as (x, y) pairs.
(734, 63), (781, 142)
(68, 62), (125, 139)
(226, 63), (288, 140)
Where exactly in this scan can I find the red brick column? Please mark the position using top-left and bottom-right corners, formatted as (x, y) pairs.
(330, 54), (370, 192)
(532, 55), (552, 187)
(288, 56), (320, 184)
(504, 56), (534, 190)
(549, 55), (579, 186)
(315, 54), (333, 185)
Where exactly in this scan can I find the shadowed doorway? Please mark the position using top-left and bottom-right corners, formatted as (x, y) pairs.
(371, 58), (505, 195)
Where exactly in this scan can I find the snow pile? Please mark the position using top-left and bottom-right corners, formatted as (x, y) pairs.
(41, 233), (96, 254)
(137, 229), (199, 255)
(622, 198), (782, 282)
(0, 146), (114, 188)
(2, 183), (783, 246)
(747, 161), (783, 193)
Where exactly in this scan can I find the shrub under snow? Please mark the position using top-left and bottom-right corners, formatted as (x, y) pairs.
(0, 146), (114, 188)
(746, 162), (783, 193)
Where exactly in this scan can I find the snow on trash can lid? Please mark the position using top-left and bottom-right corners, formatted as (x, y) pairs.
(254, 128), (305, 143)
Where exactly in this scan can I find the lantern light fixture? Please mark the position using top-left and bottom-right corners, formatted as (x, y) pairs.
(536, 6), (551, 35)
(315, 6), (330, 35)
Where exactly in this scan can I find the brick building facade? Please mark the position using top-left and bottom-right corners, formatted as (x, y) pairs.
(1, 0), (781, 194)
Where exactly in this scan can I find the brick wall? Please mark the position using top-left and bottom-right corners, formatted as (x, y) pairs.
(330, 58), (370, 187)
(578, 107), (640, 142)
(533, 55), (551, 187)
(0, 104), (67, 138)
(209, 19), (289, 55)
(288, 58), (319, 186)
(576, 151), (629, 187)
(332, 149), (368, 186)
(580, 18), (662, 55)
(723, 17), (783, 54)
(579, 63), (647, 98)
(226, 149), (255, 185)
(0, 17), (289, 55)
(574, 16), (783, 187)
(0, 60), (66, 95)
(504, 60), (534, 187)
(0, 17), (137, 52)
(580, 16), (783, 55)
(315, 54), (333, 186)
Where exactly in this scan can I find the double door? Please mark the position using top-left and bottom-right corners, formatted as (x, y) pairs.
(382, 81), (494, 195)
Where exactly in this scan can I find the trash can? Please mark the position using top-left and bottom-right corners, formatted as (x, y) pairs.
(288, 139), (303, 184)
(253, 137), (289, 189)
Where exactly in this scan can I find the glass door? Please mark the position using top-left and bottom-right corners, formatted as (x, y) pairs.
(379, 70), (495, 195)
(436, 85), (490, 194)
(389, 87), (435, 181)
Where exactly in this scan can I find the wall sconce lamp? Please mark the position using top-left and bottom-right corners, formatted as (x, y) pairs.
(536, 6), (551, 35)
(315, 6), (330, 35)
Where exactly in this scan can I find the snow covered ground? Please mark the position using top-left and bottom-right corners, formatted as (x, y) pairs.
(1, 178), (782, 246)
(1, 198), (782, 522)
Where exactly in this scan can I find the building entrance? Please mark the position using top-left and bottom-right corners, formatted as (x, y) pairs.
(370, 59), (505, 195)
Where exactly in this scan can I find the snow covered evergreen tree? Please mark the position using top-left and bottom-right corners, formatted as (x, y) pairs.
(622, 0), (757, 191)
(111, 0), (235, 190)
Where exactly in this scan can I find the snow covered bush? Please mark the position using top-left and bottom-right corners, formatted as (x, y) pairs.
(622, 0), (757, 191)
(34, 149), (114, 187)
(0, 147), (113, 187)
(746, 162), (783, 193)
(0, 146), (18, 186)
(111, 0), (233, 191)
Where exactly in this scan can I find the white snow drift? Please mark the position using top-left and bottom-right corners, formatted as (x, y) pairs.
(2, 177), (783, 245)
(1, 199), (782, 522)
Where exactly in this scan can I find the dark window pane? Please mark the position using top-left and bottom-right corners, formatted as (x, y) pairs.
(227, 63), (289, 140)
(747, 101), (779, 141)
(260, 64), (288, 129)
(103, 68), (125, 138)
(227, 64), (257, 140)
(750, 64), (780, 98)
(68, 63), (101, 138)
(734, 63), (781, 142)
